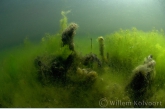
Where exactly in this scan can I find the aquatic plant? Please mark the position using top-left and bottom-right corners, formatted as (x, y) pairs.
(59, 10), (71, 33)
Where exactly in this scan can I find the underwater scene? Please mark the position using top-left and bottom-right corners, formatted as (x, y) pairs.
(1, 0), (165, 108)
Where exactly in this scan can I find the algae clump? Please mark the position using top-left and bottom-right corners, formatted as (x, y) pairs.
(126, 55), (156, 107)
(62, 23), (78, 51)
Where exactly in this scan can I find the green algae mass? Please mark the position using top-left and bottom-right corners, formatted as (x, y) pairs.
(0, 11), (165, 107)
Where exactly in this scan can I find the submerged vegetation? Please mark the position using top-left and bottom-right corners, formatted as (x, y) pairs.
(0, 11), (165, 107)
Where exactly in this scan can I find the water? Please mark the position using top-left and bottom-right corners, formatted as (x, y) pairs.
(0, 0), (165, 107)
(1, 0), (165, 49)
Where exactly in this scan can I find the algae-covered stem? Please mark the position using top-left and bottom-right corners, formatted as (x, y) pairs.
(98, 36), (105, 62)
(91, 38), (92, 53)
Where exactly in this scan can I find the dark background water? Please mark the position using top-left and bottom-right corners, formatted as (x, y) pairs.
(0, 0), (165, 50)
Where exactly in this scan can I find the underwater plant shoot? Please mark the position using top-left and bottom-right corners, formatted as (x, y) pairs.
(1, 0), (165, 108)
